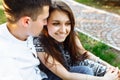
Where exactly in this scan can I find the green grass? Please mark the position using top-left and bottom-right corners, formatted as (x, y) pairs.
(0, 9), (6, 24)
(0, 0), (6, 24)
(75, 0), (95, 5)
(78, 32), (120, 68)
(0, 0), (2, 5)
(75, 0), (120, 15)
(75, 0), (102, 7)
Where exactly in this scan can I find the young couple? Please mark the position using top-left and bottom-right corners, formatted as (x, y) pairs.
(34, 0), (120, 80)
(0, 0), (119, 80)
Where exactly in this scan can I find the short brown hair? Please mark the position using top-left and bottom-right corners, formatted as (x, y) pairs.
(3, 0), (51, 23)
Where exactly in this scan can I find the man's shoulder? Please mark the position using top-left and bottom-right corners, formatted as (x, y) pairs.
(0, 23), (6, 26)
(0, 23), (7, 30)
(0, 23), (8, 40)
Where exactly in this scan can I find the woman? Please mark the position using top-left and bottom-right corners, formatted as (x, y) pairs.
(33, 1), (119, 80)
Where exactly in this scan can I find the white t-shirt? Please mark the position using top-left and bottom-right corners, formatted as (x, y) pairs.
(0, 23), (43, 80)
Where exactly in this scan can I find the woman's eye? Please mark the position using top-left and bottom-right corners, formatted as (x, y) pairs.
(66, 22), (71, 26)
(52, 23), (60, 26)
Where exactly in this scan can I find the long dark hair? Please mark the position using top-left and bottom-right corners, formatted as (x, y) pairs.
(40, 1), (84, 68)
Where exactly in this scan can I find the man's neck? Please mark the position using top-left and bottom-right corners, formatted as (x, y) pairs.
(7, 22), (28, 41)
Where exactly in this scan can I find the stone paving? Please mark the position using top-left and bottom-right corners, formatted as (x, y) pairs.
(63, 0), (120, 51)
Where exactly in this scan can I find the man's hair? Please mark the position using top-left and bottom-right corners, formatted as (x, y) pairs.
(2, 0), (51, 23)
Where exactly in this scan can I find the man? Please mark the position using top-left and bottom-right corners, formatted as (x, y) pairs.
(0, 0), (51, 80)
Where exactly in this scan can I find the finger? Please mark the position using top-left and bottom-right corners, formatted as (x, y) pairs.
(107, 68), (115, 73)
(114, 67), (119, 74)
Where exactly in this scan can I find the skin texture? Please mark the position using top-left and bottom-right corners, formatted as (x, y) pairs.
(47, 10), (71, 42)
(26, 6), (49, 37)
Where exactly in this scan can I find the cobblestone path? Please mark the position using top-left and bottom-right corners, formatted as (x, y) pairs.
(64, 0), (120, 51)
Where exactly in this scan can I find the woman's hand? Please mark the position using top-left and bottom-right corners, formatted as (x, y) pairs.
(103, 67), (119, 80)
(118, 70), (120, 80)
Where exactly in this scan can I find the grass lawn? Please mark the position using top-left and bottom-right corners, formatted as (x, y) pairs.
(0, 9), (6, 24)
(0, 0), (2, 5)
(0, 0), (6, 24)
(75, 0), (120, 15)
(79, 32), (120, 68)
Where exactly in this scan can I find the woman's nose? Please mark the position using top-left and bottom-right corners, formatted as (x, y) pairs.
(59, 25), (66, 33)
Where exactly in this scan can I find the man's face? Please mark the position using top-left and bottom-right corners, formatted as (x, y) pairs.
(27, 6), (49, 37)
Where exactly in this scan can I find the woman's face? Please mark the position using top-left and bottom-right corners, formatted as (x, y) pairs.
(47, 10), (71, 42)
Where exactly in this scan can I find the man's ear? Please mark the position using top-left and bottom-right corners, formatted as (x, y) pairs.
(21, 16), (31, 27)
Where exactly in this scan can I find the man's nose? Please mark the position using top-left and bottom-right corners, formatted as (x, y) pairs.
(44, 20), (47, 25)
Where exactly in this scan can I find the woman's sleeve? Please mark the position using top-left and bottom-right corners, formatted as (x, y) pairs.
(33, 37), (45, 52)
